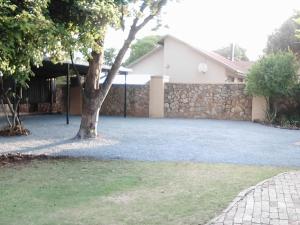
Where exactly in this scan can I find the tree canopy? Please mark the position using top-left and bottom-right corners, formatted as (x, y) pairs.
(296, 16), (300, 40)
(214, 44), (249, 61)
(125, 35), (161, 66)
(0, 0), (52, 86)
(0, 0), (170, 138)
(0, 0), (124, 85)
(246, 51), (299, 98)
(265, 12), (300, 57)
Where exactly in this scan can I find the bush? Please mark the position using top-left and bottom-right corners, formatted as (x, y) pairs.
(246, 51), (299, 97)
(246, 51), (299, 123)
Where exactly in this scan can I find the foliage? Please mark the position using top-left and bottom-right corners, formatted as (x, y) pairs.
(0, 0), (167, 83)
(276, 114), (300, 129)
(0, 0), (52, 86)
(125, 35), (161, 65)
(265, 12), (300, 57)
(296, 16), (300, 39)
(104, 48), (117, 66)
(1, 0), (170, 137)
(246, 51), (299, 123)
(0, 0), (123, 86)
(246, 51), (299, 98)
(271, 87), (300, 128)
(47, 0), (121, 59)
(214, 44), (249, 61)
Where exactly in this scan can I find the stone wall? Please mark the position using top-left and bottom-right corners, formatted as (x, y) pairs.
(164, 83), (252, 120)
(101, 84), (149, 117)
(55, 86), (66, 113)
(1, 81), (255, 121)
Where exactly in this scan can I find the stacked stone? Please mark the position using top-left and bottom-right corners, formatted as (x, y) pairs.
(101, 84), (149, 117)
(164, 83), (252, 120)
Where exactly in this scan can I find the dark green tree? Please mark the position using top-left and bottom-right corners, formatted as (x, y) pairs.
(246, 51), (299, 122)
(0, 0), (52, 134)
(265, 12), (300, 57)
(214, 44), (249, 61)
(125, 35), (161, 65)
(0, 0), (170, 139)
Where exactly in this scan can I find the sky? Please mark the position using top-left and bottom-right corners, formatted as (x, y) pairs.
(105, 0), (300, 61)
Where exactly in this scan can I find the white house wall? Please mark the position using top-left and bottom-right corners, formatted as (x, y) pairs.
(163, 37), (228, 83)
(129, 48), (164, 76)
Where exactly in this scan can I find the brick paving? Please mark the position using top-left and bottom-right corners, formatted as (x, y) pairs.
(208, 172), (300, 225)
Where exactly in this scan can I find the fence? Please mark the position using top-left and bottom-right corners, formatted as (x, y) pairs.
(55, 76), (268, 121)
(3, 75), (269, 122)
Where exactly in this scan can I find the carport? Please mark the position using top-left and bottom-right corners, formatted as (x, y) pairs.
(28, 59), (130, 124)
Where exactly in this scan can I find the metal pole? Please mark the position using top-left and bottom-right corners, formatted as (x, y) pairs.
(124, 72), (127, 118)
(50, 78), (53, 111)
(0, 72), (3, 93)
(66, 64), (70, 125)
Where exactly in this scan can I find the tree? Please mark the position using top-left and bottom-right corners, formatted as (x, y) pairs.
(0, 0), (51, 134)
(1, 0), (169, 139)
(49, 0), (169, 139)
(246, 51), (299, 122)
(295, 15), (300, 41)
(104, 48), (117, 66)
(265, 12), (300, 57)
(124, 35), (161, 65)
(74, 1), (168, 139)
(214, 44), (249, 61)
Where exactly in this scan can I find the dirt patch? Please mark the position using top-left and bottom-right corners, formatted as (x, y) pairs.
(0, 152), (68, 167)
(105, 194), (136, 205)
(0, 125), (30, 136)
(253, 120), (300, 130)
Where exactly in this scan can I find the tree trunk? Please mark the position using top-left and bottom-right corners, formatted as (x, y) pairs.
(76, 95), (101, 139)
(75, 30), (145, 139)
(76, 49), (103, 139)
(75, 34), (134, 139)
(75, 0), (167, 139)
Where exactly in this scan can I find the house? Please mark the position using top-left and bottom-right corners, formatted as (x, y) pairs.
(128, 35), (253, 83)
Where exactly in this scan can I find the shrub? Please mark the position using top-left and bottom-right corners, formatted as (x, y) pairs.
(246, 51), (299, 122)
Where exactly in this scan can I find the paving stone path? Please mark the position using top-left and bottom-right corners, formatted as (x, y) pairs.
(208, 171), (300, 225)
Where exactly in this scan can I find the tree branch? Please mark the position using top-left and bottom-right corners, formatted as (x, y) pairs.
(4, 90), (14, 117)
(136, 14), (154, 30)
(99, 0), (168, 100)
(69, 51), (81, 81)
(0, 98), (12, 127)
(69, 51), (86, 97)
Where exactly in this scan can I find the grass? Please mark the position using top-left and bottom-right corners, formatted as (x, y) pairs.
(0, 159), (291, 225)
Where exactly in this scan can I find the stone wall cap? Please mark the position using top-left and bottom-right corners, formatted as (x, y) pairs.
(151, 75), (170, 82)
(166, 82), (245, 85)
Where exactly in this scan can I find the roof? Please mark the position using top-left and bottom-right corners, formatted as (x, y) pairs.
(61, 58), (131, 73)
(33, 58), (131, 78)
(128, 34), (253, 75)
(233, 61), (254, 73)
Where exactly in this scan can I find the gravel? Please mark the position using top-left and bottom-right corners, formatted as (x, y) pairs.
(1, 114), (300, 167)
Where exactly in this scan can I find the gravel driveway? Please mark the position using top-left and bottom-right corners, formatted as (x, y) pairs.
(1, 115), (300, 166)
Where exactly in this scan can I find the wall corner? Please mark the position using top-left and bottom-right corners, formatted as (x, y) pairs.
(252, 96), (267, 122)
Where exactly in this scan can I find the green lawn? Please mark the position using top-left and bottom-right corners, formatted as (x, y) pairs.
(0, 159), (290, 225)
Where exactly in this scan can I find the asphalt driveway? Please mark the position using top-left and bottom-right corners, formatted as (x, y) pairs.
(1, 115), (300, 166)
